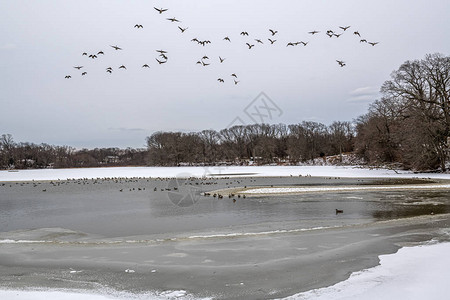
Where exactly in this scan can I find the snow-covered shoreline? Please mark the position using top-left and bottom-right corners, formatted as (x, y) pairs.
(1, 165), (450, 182)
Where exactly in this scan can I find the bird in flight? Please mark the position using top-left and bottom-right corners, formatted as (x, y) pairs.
(202, 61), (210, 66)
(156, 58), (167, 64)
(286, 42), (296, 47)
(167, 17), (180, 23)
(255, 39), (264, 44)
(156, 50), (168, 54)
(336, 60), (346, 67)
(234, 80), (240, 85)
(73, 66), (83, 70)
(97, 51), (104, 55)
(333, 33), (342, 38)
(223, 36), (231, 42)
(268, 38), (277, 44)
(219, 56), (225, 63)
(217, 78), (224, 83)
(81, 72), (87, 76)
(360, 39), (367, 43)
(308, 30), (320, 35)
(240, 31), (249, 36)
(134, 24), (143, 28)
(246, 43), (255, 49)
(160, 53), (168, 60)
(82, 52), (87, 56)
(368, 42), (379, 46)
(269, 29), (278, 36)
(178, 26), (188, 33)
(339, 26), (351, 31)
(64, 75), (71, 79)
(231, 73), (238, 78)
(110, 45), (122, 50)
(119, 65), (126, 70)
(353, 31), (360, 37)
(300, 41), (308, 46)
(154, 7), (168, 14)
(88, 54), (97, 59)
(142, 64), (150, 68)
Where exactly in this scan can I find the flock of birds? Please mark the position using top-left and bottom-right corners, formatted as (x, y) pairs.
(64, 6), (380, 85)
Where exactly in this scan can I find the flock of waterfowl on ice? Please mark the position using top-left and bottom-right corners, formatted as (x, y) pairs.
(64, 6), (380, 85)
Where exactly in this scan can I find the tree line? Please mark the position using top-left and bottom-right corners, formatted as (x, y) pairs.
(146, 121), (354, 166)
(1, 53), (449, 171)
(0, 134), (147, 169)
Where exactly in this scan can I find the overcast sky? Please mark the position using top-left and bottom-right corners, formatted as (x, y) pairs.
(0, 0), (449, 148)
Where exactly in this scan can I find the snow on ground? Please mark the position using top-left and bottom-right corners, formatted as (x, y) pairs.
(279, 241), (450, 300)
(1, 165), (450, 181)
(244, 184), (450, 194)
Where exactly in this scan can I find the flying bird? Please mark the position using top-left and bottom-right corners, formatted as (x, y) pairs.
(82, 52), (87, 56)
(154, 7), (168, 14)
(246, 43), (255, 49)
(156, 58), (167, 64)
(160, 53), (168, 60)
(255, 39), (264, 44)
(308, 30), (320, 35)
(234, 80), (240, 85)
(110, 45), (122, 50)
(167, 17), (180, 23)
(88, 54), (97, 59)
(217, 78), (224, 83)
(223, 36), (231, 42)
(73, 66), (83, 70)
(156, 50), (168, 54)
(339, 26), (351, 31)
(300, 41), (308, 46)
(269, 29), (278, 36)
(142, 64), (150, 68)
(178, 26), (188, 33)
(119, 65), (126, 70)
(134, 24), (143, 28)
(353, 31), (360, 37)
(286, 42), (296, 47)
(268, 38), (277, 44)
(333, 33), (342, 38)
(202, 55), (209, 60)
(240, 31), (249, 36)
(97, 51), (104, 55)
(231, 73), (238, 78)
(219, 56), (225, 63)
(202, 61), (210, 66)
(360, 39), (367, 43)
(336, 60), (346, 67)
(368, 42), (379, 46)
(64, 75), (71, 79)
(81, 72), (87, 76)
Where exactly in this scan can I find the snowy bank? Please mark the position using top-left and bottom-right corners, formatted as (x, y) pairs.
(1, 165), (450, 182)
(244, 184), (450, 194)
(279, 241), (450, 300)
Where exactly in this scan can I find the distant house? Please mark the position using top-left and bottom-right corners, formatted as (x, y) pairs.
(104, 156), (120, 164)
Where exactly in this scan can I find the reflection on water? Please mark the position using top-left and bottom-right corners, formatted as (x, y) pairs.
(0, 177), (449, 238)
